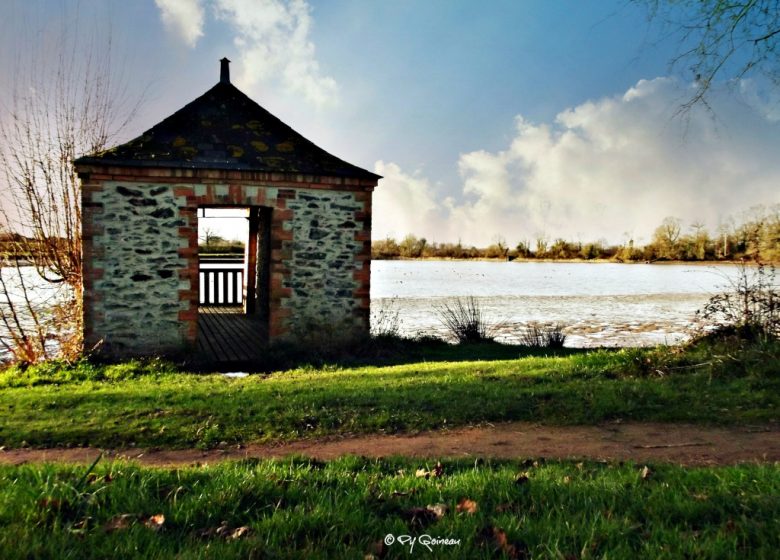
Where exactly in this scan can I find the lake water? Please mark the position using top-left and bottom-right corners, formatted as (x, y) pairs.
(0, 266), (72, 360)
(0, 261), (751, 358)
(370, 261), (748, 347)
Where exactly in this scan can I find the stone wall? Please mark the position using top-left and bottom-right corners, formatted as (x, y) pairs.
(84, 182), (189, 356)
(79, 167), (374, 358)
(285, 189), (369, 333)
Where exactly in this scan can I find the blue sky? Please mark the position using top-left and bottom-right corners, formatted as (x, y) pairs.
(2, 0), (779, 245)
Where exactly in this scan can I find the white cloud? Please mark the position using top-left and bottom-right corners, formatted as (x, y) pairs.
(372, 161), (442, 241)
(738, 79), (780, 122)
(373, 77), (780, 246)
(155, 0), (205, 48)
(213, 0), (338, 108)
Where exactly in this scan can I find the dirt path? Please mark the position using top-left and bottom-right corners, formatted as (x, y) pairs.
(2, 422), (779, 467)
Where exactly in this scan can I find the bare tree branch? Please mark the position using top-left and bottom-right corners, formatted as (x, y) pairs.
(0, 10), (142, 362)
(638, 0), (780, 112)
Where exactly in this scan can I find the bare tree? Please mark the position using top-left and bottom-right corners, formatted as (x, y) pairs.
(199, 227), (224, 252)
(651, 216), (682, 259)
(639, 0), (780, 112)
(534, 233), (549, 257)
(688, 220), (711, 260)
(0, 17), (141, 362)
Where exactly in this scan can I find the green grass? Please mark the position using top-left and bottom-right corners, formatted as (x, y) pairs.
(0, 338), (778, 449)
(1, 457), (778, 559)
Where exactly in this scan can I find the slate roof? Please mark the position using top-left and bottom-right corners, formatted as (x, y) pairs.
(75, 76), (380, 181)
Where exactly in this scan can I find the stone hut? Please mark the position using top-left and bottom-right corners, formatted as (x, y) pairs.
(75, 59), (380, 360)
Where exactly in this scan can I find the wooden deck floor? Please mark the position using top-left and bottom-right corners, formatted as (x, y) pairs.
(196, 306), (267, 364)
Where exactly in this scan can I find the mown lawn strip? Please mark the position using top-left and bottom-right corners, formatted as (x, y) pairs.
(0, 343), (778, 449)
(1, 457), (778, 559)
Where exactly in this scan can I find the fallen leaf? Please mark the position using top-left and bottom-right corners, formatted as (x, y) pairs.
(478, 526), (529, 559)
(402, 507), (439, 528)
(215, 521), (230, 537)
(433, 461), (445, 478)
(197, 521), (228, 539)
(197, 526), (216, 539)
(426, 503), (448, 519)
(562, 476), (571, 484)
(491, 527), (509, 548)
(456, 498), (479, 515)
(495, 503), (512, 513)
(104, 514), (135, 533)
(228, 526), (250, 540)
(514, 472), (530, 485)
(415, 468), (430, 479)
(640, 466), (652, 480)
(144, 514), (165, 531)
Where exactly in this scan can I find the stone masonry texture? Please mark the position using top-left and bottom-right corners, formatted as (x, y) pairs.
(285, 190), (365, 331)
(87, 182), (189, 356)
(79, 169), (374, 358)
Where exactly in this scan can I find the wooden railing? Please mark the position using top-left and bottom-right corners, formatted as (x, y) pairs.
(199, 268), (243, 306)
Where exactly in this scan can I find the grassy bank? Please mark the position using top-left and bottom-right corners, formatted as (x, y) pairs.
(0, 338), (777, 449)
(1, 457), (778, 559)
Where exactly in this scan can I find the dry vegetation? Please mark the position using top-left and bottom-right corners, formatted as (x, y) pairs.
(373, 209), (780, 262)
(0, 26), (139, 363)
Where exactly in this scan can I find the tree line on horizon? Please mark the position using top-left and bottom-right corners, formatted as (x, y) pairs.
(372, 207), (780, 263)
(197, 228), (245, 255)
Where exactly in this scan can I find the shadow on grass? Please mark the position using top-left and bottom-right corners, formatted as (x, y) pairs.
(185, 336), (594, 373)
(2, 336), (779, 449)
(2, 351), (777, 449)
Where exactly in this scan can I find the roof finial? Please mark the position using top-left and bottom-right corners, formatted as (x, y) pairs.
(220, 57), (231, 84)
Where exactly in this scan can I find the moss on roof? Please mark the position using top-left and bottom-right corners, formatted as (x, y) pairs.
(75, 82), (380, 180)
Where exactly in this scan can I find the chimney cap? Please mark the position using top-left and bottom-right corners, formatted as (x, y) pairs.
(220, 57), (231, 84)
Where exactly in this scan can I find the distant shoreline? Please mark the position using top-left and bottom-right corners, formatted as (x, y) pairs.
(3, 256), (768, 269)
(372, 257), (764, 265)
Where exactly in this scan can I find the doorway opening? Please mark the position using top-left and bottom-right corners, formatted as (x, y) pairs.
(196, 206), (272, 363)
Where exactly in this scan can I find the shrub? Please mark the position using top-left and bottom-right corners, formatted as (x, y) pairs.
(371, 237), (400, 259)
(695, 262), (779, 341)
(518, 322), (568, 348)
(370, 299), (402, 338)
(435, 297), (495, 343)
(398, 235), (427, 258)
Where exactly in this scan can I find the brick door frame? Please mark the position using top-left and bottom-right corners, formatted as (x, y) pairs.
(195, 203), (272, 321)
(182, 188), (293, 343)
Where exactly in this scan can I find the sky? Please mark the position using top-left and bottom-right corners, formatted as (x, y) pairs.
(1, 0), (779, 246)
